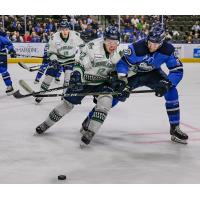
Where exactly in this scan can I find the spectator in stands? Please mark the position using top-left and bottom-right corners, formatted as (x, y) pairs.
(80, 19), (87, 31)
(27, 20), (33, 33)
(37, 27), (44, 36)
(87, 15), (93, 25)
(165, 30), (172, 41)
(52, 22), (58, 32)
(97, 27), (104, 38)
(11, 31), (24, 42)
(6, 31), (11, 40)
(31, 31), (40, 42)
(131, 15), (139, 28)
(46, 19), (53, 32)
(23, 31), (31, 42)
(34, 23), (41, 33)
(191, 21), (200, 33)
(40, 32), (48, 43)
(187, 35), (193, 43)
(192, 33), (200, 43)
(91, 19), (99, 30)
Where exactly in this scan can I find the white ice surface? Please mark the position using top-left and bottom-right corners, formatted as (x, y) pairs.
(0, 63), (200, 183)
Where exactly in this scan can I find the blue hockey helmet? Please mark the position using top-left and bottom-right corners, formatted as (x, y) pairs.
(59, 20), (71, 29)
(147, 23), (165, 44)
(104, 26), (120, 41)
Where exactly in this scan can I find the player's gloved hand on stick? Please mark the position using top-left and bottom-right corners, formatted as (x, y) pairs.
(9, 49), (17, 58)
(109, 71), (127, 92)
(155, 80), (172, 97)
(116, 85), (131, 102)
(67, 71), (83, 93)
(49, 59), (59, 67)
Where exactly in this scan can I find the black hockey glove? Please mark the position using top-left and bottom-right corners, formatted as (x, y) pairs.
(49, 59), (59, 67)
(155, 80), (172, 97)
(67, 71), (83, 93)
(116, 85), (131, 102)
(109, 71), (127, 92)
(9, 49), (17, 58)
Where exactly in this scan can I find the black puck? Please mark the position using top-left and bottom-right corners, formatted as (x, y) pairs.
(58, 175), (66, 180)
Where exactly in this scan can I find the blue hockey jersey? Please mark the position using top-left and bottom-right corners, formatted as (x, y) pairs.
(0, 34), (15, 52)
(116, 39), (183, 86)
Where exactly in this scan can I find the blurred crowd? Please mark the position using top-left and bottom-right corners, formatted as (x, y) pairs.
(0, 15), (200, 44)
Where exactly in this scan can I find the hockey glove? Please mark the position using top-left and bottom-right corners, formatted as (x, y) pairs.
(109, 71), (127, 92)
(9, 49), (17, 58)
(116, 85), (131, 102)
(49, 59), (59, 67)
(155, 80), (172, 97)
(67, 71), (83, 92)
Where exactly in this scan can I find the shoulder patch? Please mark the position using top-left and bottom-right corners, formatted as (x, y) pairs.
(124, 47), (132, 56)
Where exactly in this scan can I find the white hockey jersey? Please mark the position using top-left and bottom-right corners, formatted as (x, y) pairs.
(48, 30), (84, 64)
(74, 38), (129, 85)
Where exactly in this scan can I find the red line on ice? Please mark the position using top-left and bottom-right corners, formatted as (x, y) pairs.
(180, 122), (200, 132)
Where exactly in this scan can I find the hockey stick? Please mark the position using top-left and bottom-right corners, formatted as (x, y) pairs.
(0, 52), (44, 58)
(34, 89), (155, 98)
(18, 60), (72, 72)
(18, 62), (40, 72)
(13, 80), (68, 99)
(13, 79), (154, 99)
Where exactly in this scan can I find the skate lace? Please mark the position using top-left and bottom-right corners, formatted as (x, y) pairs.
(176, 126), (186, 136)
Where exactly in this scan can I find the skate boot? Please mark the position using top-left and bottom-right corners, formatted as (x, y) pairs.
(81, 130), (95, 146)
(6, 86), (14, 95)
(34, 78), (40, 84)
(170, 125), (188, 144)
(36, 122), (50, 134)
(80, 116), (91, 135)
(55, 77), (60, 84)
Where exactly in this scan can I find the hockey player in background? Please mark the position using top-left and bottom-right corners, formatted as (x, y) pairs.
(34, 44), (63, 84)
(35, 26), (128, 145)
(0, 30), (17, 95)
(81, 23), (188, 145)
(35, 20), (84, 104)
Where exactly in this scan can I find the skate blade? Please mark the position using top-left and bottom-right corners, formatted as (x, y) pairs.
(171, 135), (188, 144)
(79, 141), (90, 149)
(7, 90), (15, 96)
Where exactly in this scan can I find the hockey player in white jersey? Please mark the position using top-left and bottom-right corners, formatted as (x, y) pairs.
(35, 26), (128, 146)
(35, 20), (84, 104)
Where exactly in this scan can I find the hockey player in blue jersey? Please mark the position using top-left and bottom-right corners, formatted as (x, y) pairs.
(81, 23), (188, 145)
(34, 44), (62, 84)
(0, 30), (17, 95)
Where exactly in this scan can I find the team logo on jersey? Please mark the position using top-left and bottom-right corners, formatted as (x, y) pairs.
(138, 62), (154, 72)
(124, 47), (132, 56)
